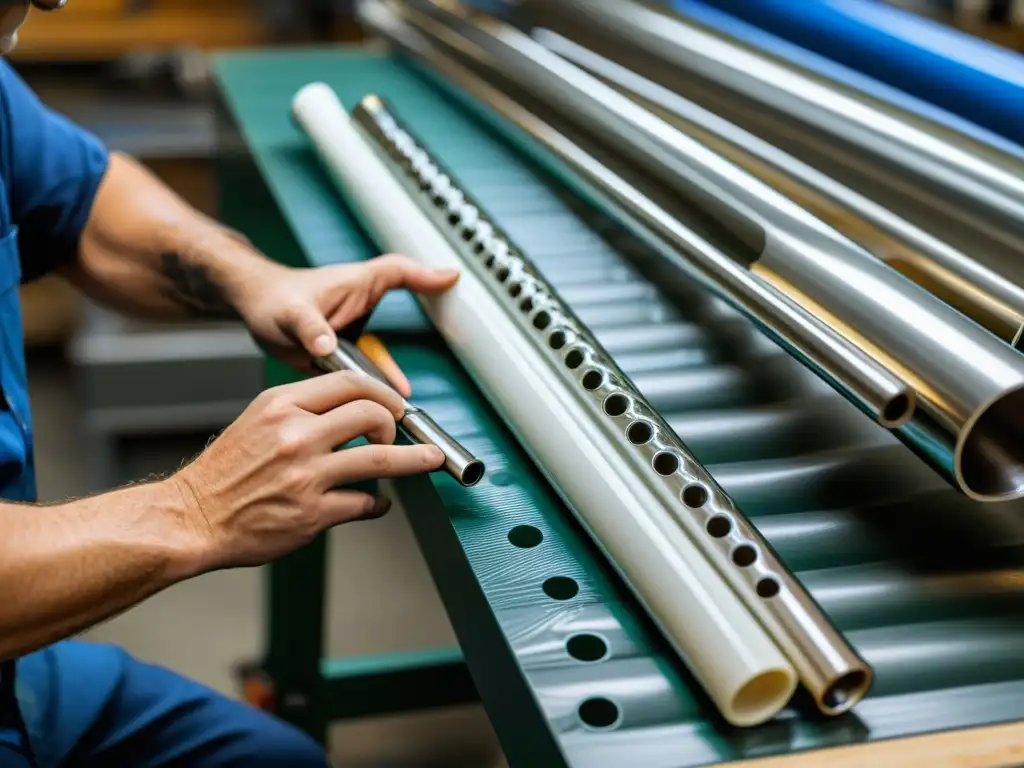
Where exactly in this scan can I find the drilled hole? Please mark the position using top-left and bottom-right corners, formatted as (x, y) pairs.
(578, 697), (620, 730)
(485, 255), (496, 268)
(533, 311), (552, 331)
(603, 393), (629, 417)
(549, 330), (568, 350)
(508, 282), (523, 299)
(582, 369), (604, 391)
(626, 421), (654, 445)
(756, 577), (780, 599)
(543, 576), (579, 601)
(565, 348), (585, 370)
(520, 297), (534, 313)
(706, 515), (732, 538)
(567, 634), (609, 662)
(495, 266), (510, 282)
(682, 484), (708, 508)
(462, 228), (474, 242)
(732, 545), (757, 567)
(474, 242), (486, 254)
(447, 213), (460, 225)
(508, 525), (543, 549)
(652, 452), (680, 476)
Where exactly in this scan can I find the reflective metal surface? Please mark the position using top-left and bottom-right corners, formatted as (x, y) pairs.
(317, 339), (485, 486)
(524, 0), (1024, 264)
(541, 31), (1024, 347)
(350, 86), (872, 717)
(368, 0), (913, 434)
(378, 0), (1024, 504)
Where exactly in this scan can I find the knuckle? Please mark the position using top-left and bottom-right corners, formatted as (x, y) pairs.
(274, 425), (310, 459)
(367, 445), (394, 473)
(256, 389), (292, 421)
(281, 466), (316, 496)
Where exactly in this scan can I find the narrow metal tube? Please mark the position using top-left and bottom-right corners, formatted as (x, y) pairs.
(316, 340), (485, 487)
(345, 74), (871, 717)
(391, 0), (1024, 503)
(524, 0), (1024, 246)
(541, 30), (1024, 346)
(375, 0), (914, 432)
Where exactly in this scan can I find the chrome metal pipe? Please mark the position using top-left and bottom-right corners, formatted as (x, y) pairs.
(541, 31), (1024, 348)
(524, 0), (1024, 259)
(347, 82), (872, 717)
(371, 0), (914, 432)
(387, 0), (1024, 504)
(316, 339), (485, 487)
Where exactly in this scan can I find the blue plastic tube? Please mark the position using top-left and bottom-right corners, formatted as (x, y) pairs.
(672, 0), (1024, 148)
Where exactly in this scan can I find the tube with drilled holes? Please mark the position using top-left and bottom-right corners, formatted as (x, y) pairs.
(356, 1), (879, 716)
(292, 80), (799, 727)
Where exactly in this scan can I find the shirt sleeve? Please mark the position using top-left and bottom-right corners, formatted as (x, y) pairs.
(0, 61), (110, 282)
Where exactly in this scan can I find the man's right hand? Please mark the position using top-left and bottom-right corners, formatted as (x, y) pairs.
(169, 371), (445, 572)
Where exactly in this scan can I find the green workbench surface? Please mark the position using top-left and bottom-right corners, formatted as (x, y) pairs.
(213, 48), (1024, 767)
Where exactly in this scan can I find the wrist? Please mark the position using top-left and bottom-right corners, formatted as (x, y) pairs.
(138, 475), (216, 581)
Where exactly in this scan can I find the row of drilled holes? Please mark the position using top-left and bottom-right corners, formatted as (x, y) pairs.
(408, 154), (756, 728)
(419, 160), (624, 721)
(458, 208), (785, 602)
(558, 340), (783, 601)
(508, 524), (621, 729)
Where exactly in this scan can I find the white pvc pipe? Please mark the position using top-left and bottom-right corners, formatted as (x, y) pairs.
(292, 82), (797, 727)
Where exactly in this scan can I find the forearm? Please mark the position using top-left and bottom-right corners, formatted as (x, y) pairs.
(0, 479), (205, 661)
(63, 152), (284, 319)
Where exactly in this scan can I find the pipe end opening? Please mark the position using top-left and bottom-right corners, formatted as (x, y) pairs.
(729, 669), (796, 727)
(820, 669), (872, 715)
(959, 386), (1024, 501)
(460, 460), (486, 488)
(881, 392), (914, 427)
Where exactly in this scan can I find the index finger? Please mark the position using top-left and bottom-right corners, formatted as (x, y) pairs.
(280, 370), (407, 420)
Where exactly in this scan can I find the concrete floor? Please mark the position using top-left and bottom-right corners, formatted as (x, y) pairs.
(27, 349), (504, 767)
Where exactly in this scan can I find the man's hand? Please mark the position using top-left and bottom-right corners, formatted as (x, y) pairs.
(171, 370), (445, 572)
(235, 255), (459, 397)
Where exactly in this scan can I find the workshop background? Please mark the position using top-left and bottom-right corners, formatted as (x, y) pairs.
(9, 1), (1024, 766)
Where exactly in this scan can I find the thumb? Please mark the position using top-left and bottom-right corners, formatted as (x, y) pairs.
(282, 304), (337, 358)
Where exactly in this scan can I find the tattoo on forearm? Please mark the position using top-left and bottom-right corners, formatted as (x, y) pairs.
(159, 252), (238, 319)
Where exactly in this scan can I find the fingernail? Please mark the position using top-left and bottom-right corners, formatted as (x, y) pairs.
(426, 446), (445, 466)
(312, 335), (334, 356)
(372, 496), (393, 516)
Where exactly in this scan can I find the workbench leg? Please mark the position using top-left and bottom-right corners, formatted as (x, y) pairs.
(257, 534), (331, 745)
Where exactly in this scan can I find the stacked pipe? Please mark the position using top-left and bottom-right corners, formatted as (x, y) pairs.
(289, 0), (1024, 728)
(373, 0), (1024, 505)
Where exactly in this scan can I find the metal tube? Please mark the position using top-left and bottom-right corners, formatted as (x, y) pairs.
(346, 76), (871, 717)
(375, 0), (914, 432)
(316, 339), (485, 487)
(524, 0), (1024, 247)
(541, 30), (1024, 347)
(392, 0), (1024, 504)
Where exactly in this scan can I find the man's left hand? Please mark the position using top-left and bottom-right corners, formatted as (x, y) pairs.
(235, 254), (459, 397)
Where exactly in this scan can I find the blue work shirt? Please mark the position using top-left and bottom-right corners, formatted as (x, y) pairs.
(0, 60), (108, 501)
(0, 59), (110, 760)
